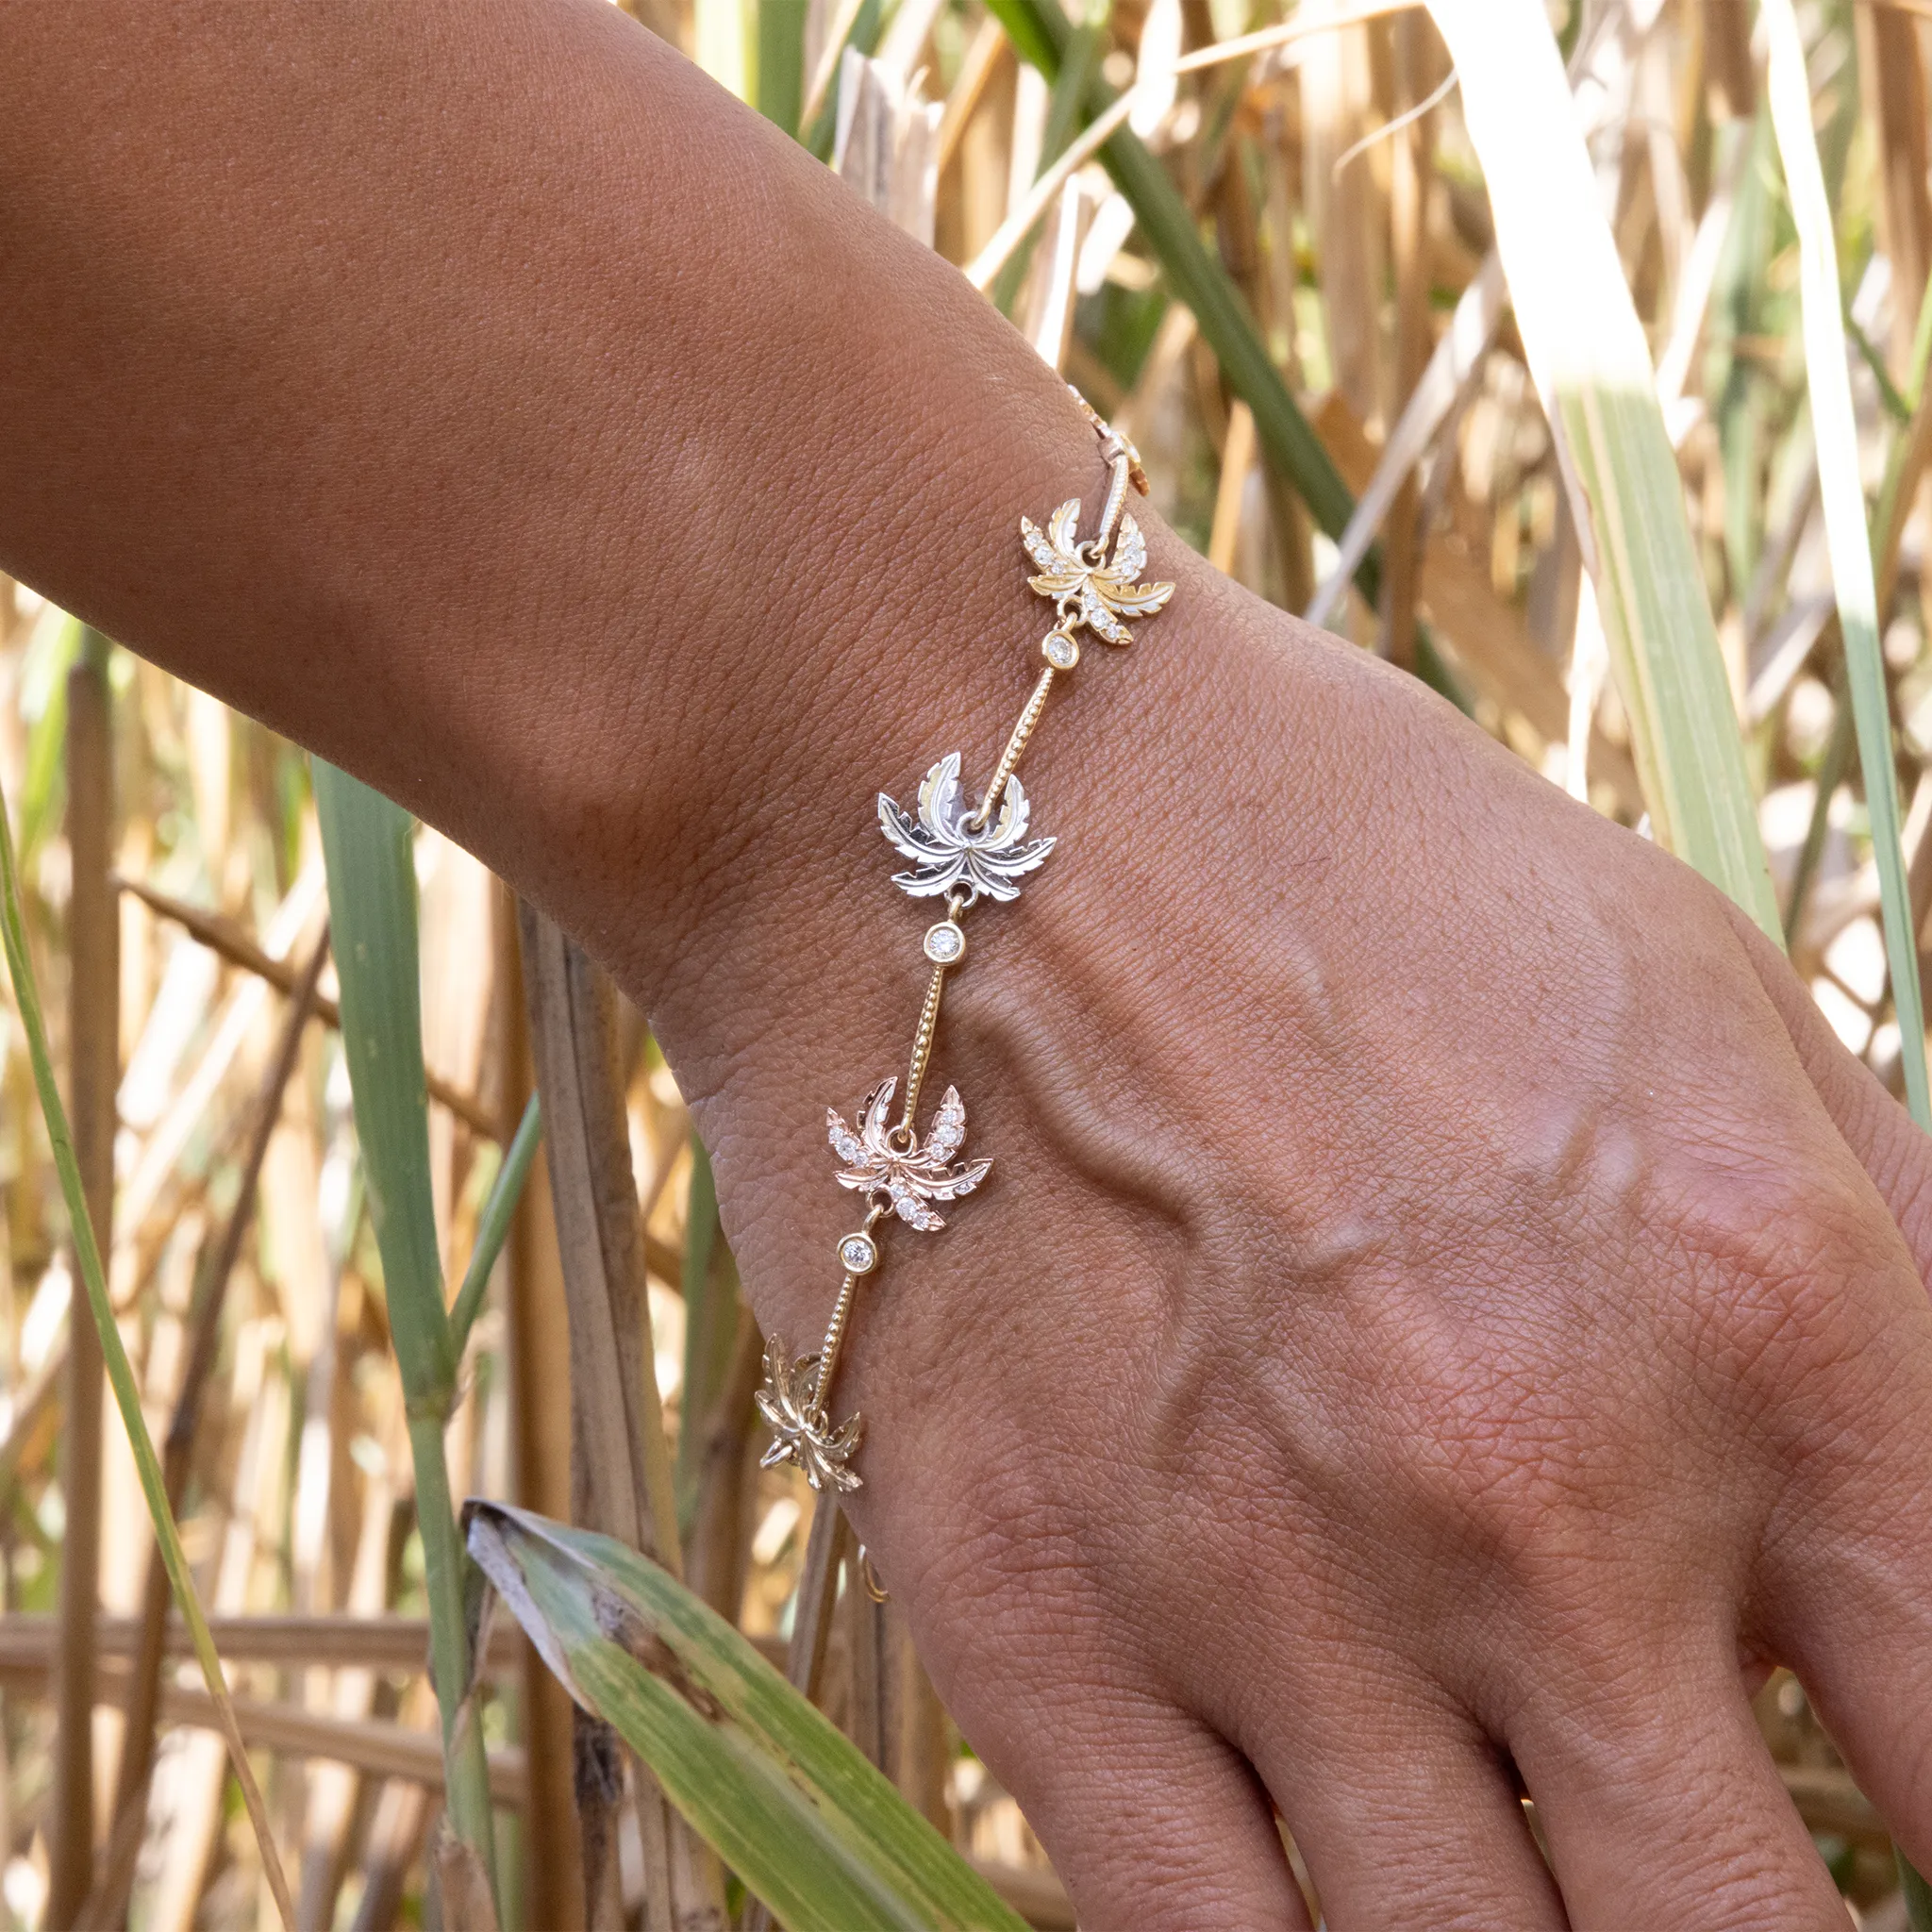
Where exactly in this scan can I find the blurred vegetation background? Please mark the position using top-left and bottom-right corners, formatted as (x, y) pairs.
(3, 0), (1931, 1924)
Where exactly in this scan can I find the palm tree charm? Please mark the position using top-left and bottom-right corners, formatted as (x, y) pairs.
(828, 1077), (991, 1231)
(878, 751), (1054, 904)
(758, 1082), (991, 1491)
(756, 1340), (862, 1493)
(1021, 499), (1175, 644)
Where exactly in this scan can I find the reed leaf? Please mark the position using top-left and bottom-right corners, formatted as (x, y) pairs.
(313, 760), (500, 1907)
(1761, 0), (1930, 1125)
(0, 756), (297, 1929)
(757, 0), (808, 136)
(676, 1134), (742, 1536)
(19, 611), (80, 862)
(467, 1502), (1030, 1932)
(1425, 0), (1781, 938)
(449, 1091), (542, 1357)
(806, 0), (889, 158)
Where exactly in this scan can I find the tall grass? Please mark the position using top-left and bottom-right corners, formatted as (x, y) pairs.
(2, 0), (1930, 1924)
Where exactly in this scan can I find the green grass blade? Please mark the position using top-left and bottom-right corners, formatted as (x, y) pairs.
(468, 1503), (1030, 1932)
(1762, 0), (1930, 1126)
(1906, 267), (1932, 416)
(675, 1134), (740, 1532)
(805, 0), (888, 159)
(1708, 111), (1777, 600)
(1847, 311), (1912, 428)
(0, 759), (296, 1928)
(991, 24), (1102, 317)
(19, 613), (80, 861)
(449, 1091), (542, 1357)
(1427, 0), (1780, 938)
(313, 761), (499, 1901)
(757, 0), (808, 136)
(312, 765), (454, 1392)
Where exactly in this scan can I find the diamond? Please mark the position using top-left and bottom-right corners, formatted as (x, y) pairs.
(838, 1232), (878, 1274)
(923, 921), (966, 965)
(1042, 629), (1080, 670)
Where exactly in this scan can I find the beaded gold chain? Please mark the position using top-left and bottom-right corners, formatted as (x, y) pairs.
(756, 396), (1176, 1496)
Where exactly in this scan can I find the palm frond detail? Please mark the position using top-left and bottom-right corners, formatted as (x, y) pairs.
(825, 1076), (991, 1232)
(756, 1338), (863, 1492)
(877, 752), (1053, 904)
(1019, 499), (1174, 645)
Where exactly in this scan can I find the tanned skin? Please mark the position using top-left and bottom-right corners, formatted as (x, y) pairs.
(6, 5), (1931, 1924)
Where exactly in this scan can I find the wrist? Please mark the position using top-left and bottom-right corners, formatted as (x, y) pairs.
(648, 501), (1318, 1423)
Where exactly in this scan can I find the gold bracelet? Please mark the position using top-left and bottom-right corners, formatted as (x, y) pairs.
(755, 395), (1176, 1497)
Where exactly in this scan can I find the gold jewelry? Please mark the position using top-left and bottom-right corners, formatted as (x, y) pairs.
(756, 396), (1176, 1494)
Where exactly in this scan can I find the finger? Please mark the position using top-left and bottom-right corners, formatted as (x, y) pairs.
(1510, 1632), (1848, 1928)
(1723, 898), (1932, 1272)
(961, 1690), (1313, 1932)
(1754, 1391), (1932, 1883)
(1238, 1679), (1564, 1931)
(1765, 1550), (1932, 1890)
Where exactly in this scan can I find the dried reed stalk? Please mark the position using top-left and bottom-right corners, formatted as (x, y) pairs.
(516, 906), (723, 1931)
(49, 630), (114, 1929)
(115, 873), (498, 1135)
(80, 931), (328, 1928)
(496, 878), (586, 1932)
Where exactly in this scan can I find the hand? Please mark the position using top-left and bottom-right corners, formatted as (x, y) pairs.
(674, 551), (1932, 1929)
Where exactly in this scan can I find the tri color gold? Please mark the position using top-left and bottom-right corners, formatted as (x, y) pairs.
(756, 396), (1176, 1496)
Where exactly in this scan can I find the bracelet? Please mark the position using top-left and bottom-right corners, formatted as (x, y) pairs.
(756, 395), (1175, 1496)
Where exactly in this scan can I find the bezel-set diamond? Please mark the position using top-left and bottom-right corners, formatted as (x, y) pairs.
(839, 1231), (879, 1274)
(924, 920), (965, 964)
(1042, 629), (1080, 670)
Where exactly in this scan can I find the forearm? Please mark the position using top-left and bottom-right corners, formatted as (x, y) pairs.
(0, 0), (1174, 974)
(0, 0), (1313, 1357)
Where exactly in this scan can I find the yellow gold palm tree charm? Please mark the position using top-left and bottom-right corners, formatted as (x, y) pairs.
(755, 396), (1173, 1504)
(1020, 499), (1175, 644)
(757, 1340), (863, 1493)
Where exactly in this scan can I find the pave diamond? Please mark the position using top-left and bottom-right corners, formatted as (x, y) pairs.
(924, 920), (966, 965)
(839, 1232), (879, 1274)
(827, 1079), (992, 1234)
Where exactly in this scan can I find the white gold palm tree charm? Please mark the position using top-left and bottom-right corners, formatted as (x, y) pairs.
(828, 1077), (991, 1231)
(878, 751), (1054, 904)
(1021, 499), (1175, 644)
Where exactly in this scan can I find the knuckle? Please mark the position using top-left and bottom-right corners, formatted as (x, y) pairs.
(1650, 1146), (1903, 1388)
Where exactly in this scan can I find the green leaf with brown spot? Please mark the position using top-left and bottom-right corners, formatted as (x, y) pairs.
(466, 1502), (1029, 1932)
